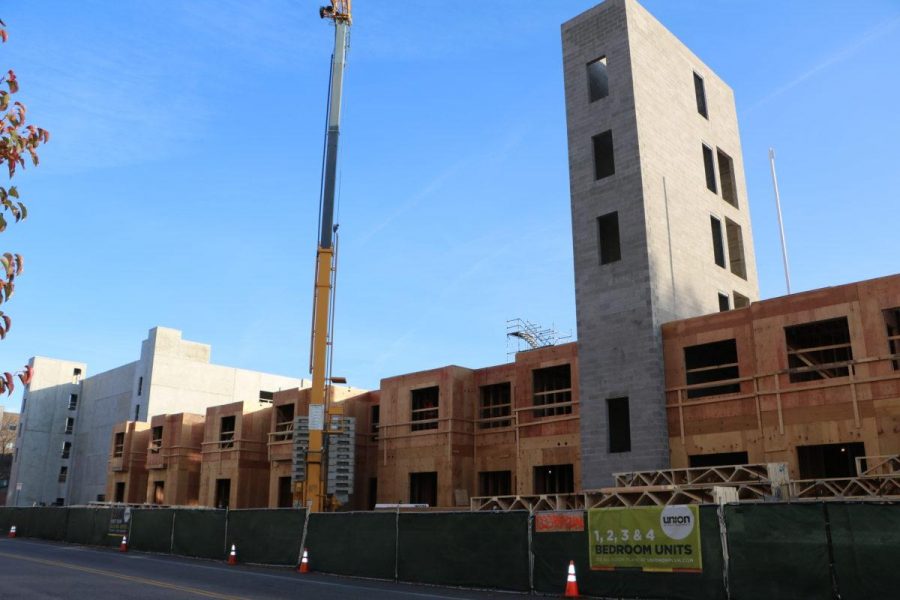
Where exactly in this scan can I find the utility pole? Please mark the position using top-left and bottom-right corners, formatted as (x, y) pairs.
(769, 148), (792, 295)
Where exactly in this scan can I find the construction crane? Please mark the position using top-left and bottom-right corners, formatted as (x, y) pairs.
(303, 0), (352, 513)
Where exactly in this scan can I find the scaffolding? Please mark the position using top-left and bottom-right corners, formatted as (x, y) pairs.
(506, 318), (571, 357)
(470, 457), (900, 512)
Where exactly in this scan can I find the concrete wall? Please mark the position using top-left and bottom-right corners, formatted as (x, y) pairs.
(9, 326), (307, 507)
(69, 362), (136, 504)
(7, 357), (86, 506)
(562, 0), (758, 487)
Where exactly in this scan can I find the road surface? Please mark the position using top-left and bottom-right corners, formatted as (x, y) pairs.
(0, 537), (525, 599)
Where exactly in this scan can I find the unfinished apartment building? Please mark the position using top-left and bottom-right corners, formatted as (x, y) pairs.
(562, 0), (758, 486)
(142, 413), (205, 506)
(107, 421), (150, 503)
(374, 343), (580, 508)
(663, 274), (900, 479)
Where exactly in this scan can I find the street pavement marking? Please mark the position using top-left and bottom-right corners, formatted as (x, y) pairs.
(0, 551), (249, 600)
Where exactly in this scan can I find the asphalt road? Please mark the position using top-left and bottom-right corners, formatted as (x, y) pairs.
(0, 538), (526, 599)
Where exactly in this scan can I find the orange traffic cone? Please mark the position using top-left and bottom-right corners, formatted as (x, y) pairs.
(564, 560), (579, 598)
(7, 525), (16, 538)
(297, 548), (310, 573)
(119, 535), (128, 552)
(227, 544), (237, 565)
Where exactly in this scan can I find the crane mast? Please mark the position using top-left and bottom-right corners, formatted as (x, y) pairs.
(305, 0), (351, 513)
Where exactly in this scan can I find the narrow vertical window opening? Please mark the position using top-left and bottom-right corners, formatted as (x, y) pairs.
(597, 212), (621, 265)
(592, 130), (615, 180)
(587, 57), (609, 102)
(693, 72), (708, 118)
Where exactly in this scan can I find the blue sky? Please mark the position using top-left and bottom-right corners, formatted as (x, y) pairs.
(1, 0), (898, 410)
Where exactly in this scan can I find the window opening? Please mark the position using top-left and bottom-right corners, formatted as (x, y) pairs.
(137, 376), (143, 396)
(533, 464), (574, 494)
(274, 404), (295, 442)
(478, 471), (512, 497)
(710, 216), (726, 268)
(58, 466), (68, 482)
(703, 145), (717, 193)
(68, 394), (78, 410)
(884, 308), (900, 370)
(150, 426), (163, 454)
(717, 148), (738, 208)
(684, 339), (740, 399)
(725, 218), (747, 279)
(597, 212), (621, 264)
(479, 382), (511, 428)
(220, 415), (236, 448)
(587, 56), (609, 102)
(733, 292), (750, 309)
(693, 71), (708, 118)
(592, 130), (615, 180)
(797, 442), (865, 479)
(277, 476), (293, 508)
(72, 368), (82, 384)
(370, 404), (380, 441)
(61, 441), (72, 459)
(215, 478), (231, 509)
(152, 481), (165, 505)
(114, 481), (126, 503)
(409, 471), (438, 506)
(113, 433), (125, 458)
(718, 293), (730, 312)
(64, 417), (75, 434)
(689, 451), (749, 468)
(532, 365), (573, 418)
(607, 397), (631, 453)
(259, 390), (274, 403)
(785, 317), (853, 383)
(411, 386), (439, 431)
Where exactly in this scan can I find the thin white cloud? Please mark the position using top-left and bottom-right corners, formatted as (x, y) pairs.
(747, 14), (900, 113)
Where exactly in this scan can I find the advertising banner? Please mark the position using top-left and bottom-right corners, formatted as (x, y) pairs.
(588, 505), (702, 572)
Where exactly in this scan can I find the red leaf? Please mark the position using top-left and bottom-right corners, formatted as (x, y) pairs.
(3, 372), (13, 395)
(18, 364), (33, 386)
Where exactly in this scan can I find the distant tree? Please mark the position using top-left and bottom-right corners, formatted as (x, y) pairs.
(0, 18), (49, 395)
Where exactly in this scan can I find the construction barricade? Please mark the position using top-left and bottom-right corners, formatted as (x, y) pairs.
(63, 507), (117, 547)
(224, 508), (305, 565)
(725, 503), (832, 600)
(532, 505), (726, 600)
(827, 502), (900, 600)
(306, 511), (397, 580)
(172, 509), (227, 559)
(129, 508), (175, 553)
(397, 511), (530, 591)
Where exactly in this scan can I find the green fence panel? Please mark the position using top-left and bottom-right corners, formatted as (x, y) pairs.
(0, 507), (13, 534)
(397, 511), (530, 591)
(129, 509), (174, 553)
(725, 502), (831, 600)
(29, 507), (68, 541)
(225, 509), (305, 565)
(10, 507), (34, 537)
(532, 506), (725, 600)
(829, 502), (900, 600)
(63, 507), (115, 546)
(171, 509), (227, 560)
(306, 512), (396, 580)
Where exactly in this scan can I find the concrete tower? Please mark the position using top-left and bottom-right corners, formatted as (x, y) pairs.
(562, 0), (759, 487)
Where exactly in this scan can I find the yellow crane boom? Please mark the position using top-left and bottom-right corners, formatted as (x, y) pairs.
(304, 0), (352, 513)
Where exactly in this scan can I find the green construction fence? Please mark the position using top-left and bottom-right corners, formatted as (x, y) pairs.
(129, 508), (175, 553)
(172, 509), (227, 560)
(224, 508), (305, 565)
(0, 501), (898, 599)
(306, 511), (397, 580)
(397, 511), (531, 591)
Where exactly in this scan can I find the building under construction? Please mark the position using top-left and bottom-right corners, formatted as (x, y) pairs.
(18, 0), (899, 510)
